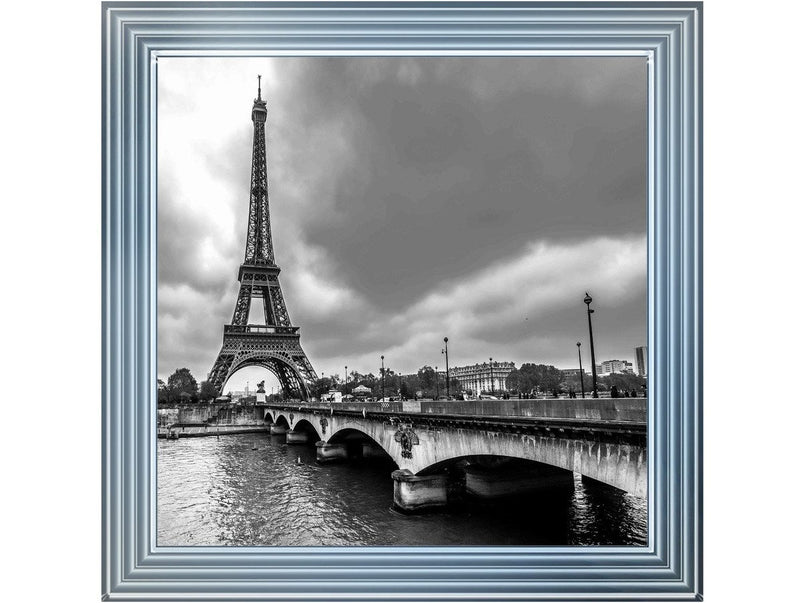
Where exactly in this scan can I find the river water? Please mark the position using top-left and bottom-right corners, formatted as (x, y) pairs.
(157, 432), (646, 546)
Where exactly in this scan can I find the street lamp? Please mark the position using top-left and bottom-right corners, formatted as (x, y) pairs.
(584, 292), (599, 398)
(576, 341), (586, 399)
(381, 355), (385, 401)
(435, 365), (440, 399)
(443, 337), (450, 399)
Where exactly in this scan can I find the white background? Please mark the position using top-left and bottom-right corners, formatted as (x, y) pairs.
(1, 0), (801, 601)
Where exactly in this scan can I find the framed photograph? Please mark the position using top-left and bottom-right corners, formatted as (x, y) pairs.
(102, 1), (702, 600)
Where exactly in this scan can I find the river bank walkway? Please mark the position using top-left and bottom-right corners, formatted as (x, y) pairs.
(157, 424), (267, 439)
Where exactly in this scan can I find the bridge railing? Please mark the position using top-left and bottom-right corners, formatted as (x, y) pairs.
(265, 398), (646, 424)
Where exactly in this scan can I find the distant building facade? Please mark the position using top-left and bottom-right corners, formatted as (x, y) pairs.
(634, 346), (648, 377)
(561, 368), (589, 378)
(451, 361), (516, 394)
(599, 359), (634, 375)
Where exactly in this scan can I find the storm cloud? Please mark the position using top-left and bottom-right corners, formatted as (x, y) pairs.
(157, 57), (647, 385)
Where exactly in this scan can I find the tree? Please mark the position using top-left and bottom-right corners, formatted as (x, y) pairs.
(354, 373), (378, 397)
(417, 366), (437, 393)
(400, 378), (412, 400)
(374, 367), (397, 398)
(400, 374), (420, 399)
(312, 377), (334, 399)
(599, 372), (646, 395)
(157, 379), (169, 403)
(505, 368), (522, 392)
(511, 364), (563, 396)
(198, 380), (217, 402)
(561, 373), (586, 396)
(384, 370), (401, 395)
(166, 368), (198, 402)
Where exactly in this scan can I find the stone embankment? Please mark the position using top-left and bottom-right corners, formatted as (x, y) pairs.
(157, 423), (267, 439)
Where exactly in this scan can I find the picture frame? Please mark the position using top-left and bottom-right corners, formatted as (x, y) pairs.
(102, 1), (702, 600)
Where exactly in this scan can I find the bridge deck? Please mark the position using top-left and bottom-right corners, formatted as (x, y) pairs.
(261, 399), (646, 442)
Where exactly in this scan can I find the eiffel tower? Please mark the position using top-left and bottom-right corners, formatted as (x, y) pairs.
(208, 78), (317, 399)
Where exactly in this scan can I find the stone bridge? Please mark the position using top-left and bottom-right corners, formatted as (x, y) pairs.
(257, 399), (646, 512)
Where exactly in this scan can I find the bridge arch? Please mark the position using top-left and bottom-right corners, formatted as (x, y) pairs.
(274, 414), (290, 429)
(328, 427), (398, 465)
(291, 418), (322, 442)
(402, 432), (645, 496)
(416, 454), (531, 475)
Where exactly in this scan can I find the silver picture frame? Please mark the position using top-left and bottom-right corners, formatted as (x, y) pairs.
(102, 1), (702, 600)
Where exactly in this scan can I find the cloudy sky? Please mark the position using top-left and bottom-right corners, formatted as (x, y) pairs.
(157, 57), (647, 390)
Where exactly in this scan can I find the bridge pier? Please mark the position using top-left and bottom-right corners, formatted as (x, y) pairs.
(269, 424), (288, 435)
(464, 464), (573, 500)
(392, 469), (448, 513)
(316, 441), (348, 463)
(286, 430), (308, 445)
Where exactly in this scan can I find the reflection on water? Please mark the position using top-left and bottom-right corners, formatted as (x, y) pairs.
(157, 433), (646, 546)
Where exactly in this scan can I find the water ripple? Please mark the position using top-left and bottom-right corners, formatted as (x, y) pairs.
(158, 433), (646, 546)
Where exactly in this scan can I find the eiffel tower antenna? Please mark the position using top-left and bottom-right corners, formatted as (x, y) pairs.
(207, 87), (317, 399)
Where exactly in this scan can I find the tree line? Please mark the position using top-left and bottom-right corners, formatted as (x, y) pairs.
(157, 362), (647, 404)
(157, 368), (217, 403)
(505, 363), (646, 397)
(312, 365), (461, 400)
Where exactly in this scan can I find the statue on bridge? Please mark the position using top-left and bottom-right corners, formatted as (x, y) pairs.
(256, 380), (266, 393)
(394, 425), (420, 459)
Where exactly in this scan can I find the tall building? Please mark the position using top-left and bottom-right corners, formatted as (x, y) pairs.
(635, 346), (648, 377)
(450, 361), (516, 394)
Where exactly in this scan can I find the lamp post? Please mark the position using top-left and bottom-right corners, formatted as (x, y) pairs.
(576, 341), (586, 399)
(380, 355), (385, 401)
(443, 337), (450, 399)
(435, 365), (440, 399)
(584, 292), (599, 398)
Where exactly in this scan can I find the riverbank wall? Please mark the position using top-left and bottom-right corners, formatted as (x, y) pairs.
(157, 424), (267, 439)
(158, 403), (263, 427)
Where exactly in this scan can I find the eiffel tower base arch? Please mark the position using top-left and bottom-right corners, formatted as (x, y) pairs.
(208, 333), (316, 400)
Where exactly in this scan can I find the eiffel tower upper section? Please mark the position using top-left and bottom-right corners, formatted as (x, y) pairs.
(243, 76), (274, 269)
(230, 76), (290, 328)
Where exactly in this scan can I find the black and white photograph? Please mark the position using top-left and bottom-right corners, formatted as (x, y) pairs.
(156, 57), (648, 547)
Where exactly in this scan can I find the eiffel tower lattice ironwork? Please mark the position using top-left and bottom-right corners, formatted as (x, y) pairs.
(208, 78), (317, 399)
